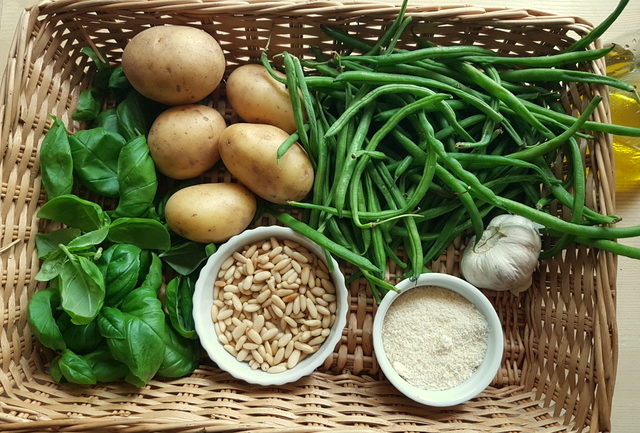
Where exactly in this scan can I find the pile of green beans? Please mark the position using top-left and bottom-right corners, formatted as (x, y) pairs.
(264, 0), (640, 300)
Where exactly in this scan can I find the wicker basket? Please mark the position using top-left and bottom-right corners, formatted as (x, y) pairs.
(0, 0), (618, 431)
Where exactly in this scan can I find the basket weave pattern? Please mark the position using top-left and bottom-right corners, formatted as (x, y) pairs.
(0, 1), (617, 431)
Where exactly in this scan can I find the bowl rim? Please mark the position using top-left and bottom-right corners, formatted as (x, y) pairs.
(372, 273), (504, 406)
(193, 225), (349, 386)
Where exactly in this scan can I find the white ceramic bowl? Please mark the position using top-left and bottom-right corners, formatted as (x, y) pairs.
(372, 273), (504, 406)
(193, 225), (348, 386)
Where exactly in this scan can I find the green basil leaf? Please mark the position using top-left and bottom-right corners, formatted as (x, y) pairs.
(72, 89), (102, 121)
(165, 277), (196, 339)
(120, 286), (166, 332)
(98, 307), (164, 387)
(205, 243), (217, 257)
(58, 349), (97, 385)
(57, 314), (102, 354)
(68, 128), (127, 197)
(114, 137), (157, 218)
(107, 218), (170, 250)
(159, 241), (208, 276)
(81, 47), (110, 91)
(84, 346), (128, 382)
(108, 66), (130, 90)
(40, 117), (73, 199)
(49, 356), (64, 383)
(158, 321), (199, 378)
(59, 252), (105, 325)
(93, 108), (120, 134)
(97, 244), (142, 306)
(35, 228), (81, 259)
(66, 226), (109, 250)
(116, 92), (149, 141)
(27, 288), (66, 351)
(139, 253), (163, 294)
(37, 194), (110, 232)
(35, 251), (67, 282)
(137, 250), (152, 286)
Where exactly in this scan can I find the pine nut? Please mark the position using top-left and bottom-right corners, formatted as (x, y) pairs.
(316, 305), (330, 316)
(321, 328), (330, 337)
(294, 342), (314, 354)
(278, 333), (292, 347)
(235, 335), (247, 352)
(291, 260), (302, 274)
(244, 244), (257, 258)
(310, 328), (322, 337)
(247, 328), (262, 344)
(300, 294), (307, 312)
(293, 296), (301, 314)
(253, 315), (265, 333)
(224, 345), (237, 356)
(254, 271), (271, 282)
(304, 319), (321, 327)
(271, 294), (286, 310)
(310, 287), (325, 297)
(252, 350), (264, 364)
(273, 347), (285, 365)
(218, 333), (229, 345)
(322, 294), (336, 302)
(210, 305), (219, 322)
(236, 349), (249, 362)
(232, 323), (247, 341)
(243, 342), (260, 350)
(284, 316), (297, 328)
(245, 260), (255, 275)
(282, 293), (298, 303)
(262, 328), (278, 341)
(321, 278), (336, 293)
(300, 266), (310, 285)
(268, 246), (282, 259)
(284, 341), (295, 358)
(308, 336), (325, 346)
(255, 289), (271, 304)
(217, 308), (233, 320)
(287, 349), (301, 368)
(306, 298), (318, 319)
(233, 252), (248, 263)
(273, 258), (291, 271)
(231, 295), (243, 312)
(244, 304), (260, 313)
(242, 275), (253, 291)
(268, 364), (287, 373)
(220, 256), (234, 271)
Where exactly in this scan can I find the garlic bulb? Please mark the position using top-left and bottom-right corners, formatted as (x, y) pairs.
(460, 214), (542, 294)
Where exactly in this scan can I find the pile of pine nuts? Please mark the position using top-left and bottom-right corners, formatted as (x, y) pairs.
(211, 237), (338, 373)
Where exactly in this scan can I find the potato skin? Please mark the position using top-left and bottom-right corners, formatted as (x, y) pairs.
(226, 64), (296, 133)
(165, 183), (256, 243)
(148, 105), (226, 179)
(122, 26), (225, 105)
(219, 123), (314, 204)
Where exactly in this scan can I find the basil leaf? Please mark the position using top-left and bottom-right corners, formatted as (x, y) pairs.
(35, 250), (67, 282)
(165, 277), (196, 339)
(27, 288), (66, 351)
(94, 108), (120, 134)
(108, 66), (130, 90)
(59, 251), (105, 325)
(84, 346), (128, 383)
(160, 241), (208, 276)
(80, 47), (110, 92)
(57, 314), (103, 354)
(107, 218), (170, 250)
(98, 307), (164, 387)
(68, 128), (127, 197)
(205, 243), (217, 256)
(49, 356), (64, 383)
(137, 250), (152, 286)
(116, 92), (149, 141)
(72, 89), (102, 121)
(66, 226), (109, 250)
(114, 137), (157, 218)
(120, 286), (166, 332)
(158, 321), (199, 378)
(97, 244), (142, 306)
(35, 228), (81, 259)
(37, 194), (110, 232)
(40, 117), (73, 199)
(139, 253), (163, 294)
(58, 349), (97, 385)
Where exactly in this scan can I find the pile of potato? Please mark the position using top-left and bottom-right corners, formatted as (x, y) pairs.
(121, 26), (314, 243)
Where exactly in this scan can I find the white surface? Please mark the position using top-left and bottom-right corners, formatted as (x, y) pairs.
(373, 273), (504, 406)
(193, 226), (349, 386)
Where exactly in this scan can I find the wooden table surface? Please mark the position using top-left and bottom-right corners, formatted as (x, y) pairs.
(1, 0), (639, 431)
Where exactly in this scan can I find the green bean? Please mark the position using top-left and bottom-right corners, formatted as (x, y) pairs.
(273, 212), (380, 273)
(459, 62), (553, 139)
(383, 16), (413, 55)
(459, 46), (613, 67)
(574, 237), (640, 259)
(320, 26), (372, 52)
(282, 54), (309, 148)
(259, 51), (287, 84)
(364, 0), (408, 55)
(334, 105), (374, 215)
(393, 155), (413, 179)
(332, 73), (503, 124)
(508, 97), (601, 161)
(346, 46), (496, 65)
(450, 154), (560, 185)
(277, 125), (309, 159)
(564, 0), (629, 53)
(365, 174), (387, 276)
(500, 68), (636, 93)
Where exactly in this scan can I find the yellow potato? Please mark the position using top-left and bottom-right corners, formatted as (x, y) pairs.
(226, 64), (297, 133)
(122, 26), (225, 105)
(219, 123), (314, 204)
(165, 183), (256, 243)
(148, 105), (226, 179)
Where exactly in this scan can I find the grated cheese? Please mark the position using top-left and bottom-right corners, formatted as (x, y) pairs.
(382, 286), (488, 391)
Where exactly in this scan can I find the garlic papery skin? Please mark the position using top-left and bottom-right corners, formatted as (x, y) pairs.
(460, 214), (542, 294)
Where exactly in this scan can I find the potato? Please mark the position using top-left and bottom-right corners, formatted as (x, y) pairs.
(148, 105), (226, 179)
(122, 26), (225, 105)
(165, 183), (256, 243)
(226, 64), (296, 133)
(219, 123), (314, 204)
